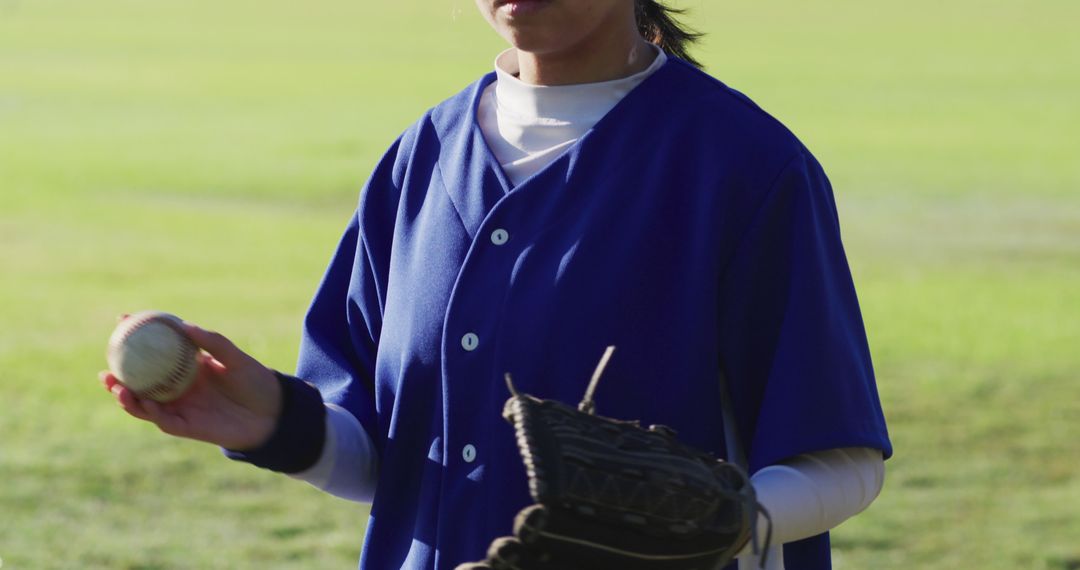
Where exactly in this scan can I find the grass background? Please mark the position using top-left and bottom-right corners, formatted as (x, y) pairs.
(1, 0), (1078, 568)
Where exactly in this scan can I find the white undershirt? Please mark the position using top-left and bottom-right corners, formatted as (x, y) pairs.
(476, 47), (668, 186)
(292, 47), (887, 568)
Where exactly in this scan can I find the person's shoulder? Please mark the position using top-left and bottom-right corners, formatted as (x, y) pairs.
(357, 73), (495, 215)
(380, 72), (495, 166)
(399, 72), (495, 146)
(363, 72), (492, 188)
(660, 58), (810, 171)
(427, 72), (495, 134)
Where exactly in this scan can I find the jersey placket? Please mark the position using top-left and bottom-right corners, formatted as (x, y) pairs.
(436, 193), (532, 552)
(429, 75), (611, 561)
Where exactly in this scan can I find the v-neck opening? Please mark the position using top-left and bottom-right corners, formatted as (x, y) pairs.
(467, 55), (676, 195)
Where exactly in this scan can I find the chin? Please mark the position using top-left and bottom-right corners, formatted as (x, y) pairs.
(499, 21), (588, 57)
(489, 1), (578, 51)
(504, 33), (565, 55)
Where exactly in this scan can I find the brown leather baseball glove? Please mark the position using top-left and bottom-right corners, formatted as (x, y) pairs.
(457, 348), (770, 570)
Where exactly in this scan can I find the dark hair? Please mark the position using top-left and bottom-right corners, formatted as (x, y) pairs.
(635, 0), (703, 68)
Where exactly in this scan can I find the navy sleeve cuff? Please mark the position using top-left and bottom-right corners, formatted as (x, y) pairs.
(222, 371), (327, 474)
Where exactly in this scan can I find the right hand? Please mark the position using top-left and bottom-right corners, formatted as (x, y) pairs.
(100, 319), (283, 451)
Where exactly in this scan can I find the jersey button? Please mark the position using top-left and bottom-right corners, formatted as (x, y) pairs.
(490, 228), (509, 245)
(461, 333), (479, 351)
(462, 444), (477, 463)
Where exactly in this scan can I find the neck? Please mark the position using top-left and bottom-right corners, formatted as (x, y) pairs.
(515, 25), (655, 86)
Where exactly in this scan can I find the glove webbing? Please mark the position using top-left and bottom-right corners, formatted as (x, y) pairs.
(507, 347), (774, 568)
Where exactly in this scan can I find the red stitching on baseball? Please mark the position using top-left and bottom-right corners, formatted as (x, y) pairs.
(157, 316), (196, 400)
(112, 313), (196, 401)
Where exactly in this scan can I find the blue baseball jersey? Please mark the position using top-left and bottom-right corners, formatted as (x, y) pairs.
(296, 57), (892, 570)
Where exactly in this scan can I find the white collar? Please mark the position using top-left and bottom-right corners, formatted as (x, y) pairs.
(492, 45), (667, 124)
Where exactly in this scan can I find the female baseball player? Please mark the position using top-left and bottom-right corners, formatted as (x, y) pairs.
(102, 1), (892, 568)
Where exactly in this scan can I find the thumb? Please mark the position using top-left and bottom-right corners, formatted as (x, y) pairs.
(181, 322), (246, 367)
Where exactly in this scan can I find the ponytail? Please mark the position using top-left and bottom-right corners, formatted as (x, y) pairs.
(635, 0), (703, 68)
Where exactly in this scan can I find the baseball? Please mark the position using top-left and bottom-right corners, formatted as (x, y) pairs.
(106, 310), (199, 402)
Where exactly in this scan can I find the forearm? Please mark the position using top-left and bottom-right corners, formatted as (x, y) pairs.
(222, 372), (327, 473)
(738, 447), (885, 569)
(222, 373), (379, 502)
(288, 403), (379, 502)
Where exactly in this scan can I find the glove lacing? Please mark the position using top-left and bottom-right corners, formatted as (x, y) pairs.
(510, 345), (776, 570)
(749, 500), (774, 569)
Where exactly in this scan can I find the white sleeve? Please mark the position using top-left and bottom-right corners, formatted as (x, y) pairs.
(738, 447), (885, 570)
(288, 403), (379, 502)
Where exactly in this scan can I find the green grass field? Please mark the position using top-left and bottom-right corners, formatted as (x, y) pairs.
(2, 1), (1078, 568)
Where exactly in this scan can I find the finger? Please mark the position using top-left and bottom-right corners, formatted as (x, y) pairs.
(140, 398), (167, 424)
(198, 351), (228, 376)
(99, 370), (119, 391)
(141, 399), (190, 437)
(113, 383), (153, 421)
(181, 322), (245, 367)
(110, 382), (191, 438)
(182, 353), (227, 396)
